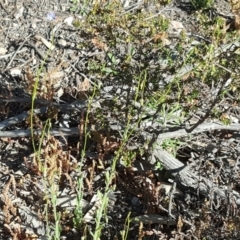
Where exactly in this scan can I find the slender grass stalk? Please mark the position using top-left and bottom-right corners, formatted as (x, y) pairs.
(121, 212), (131, 240)
(74, 86), (98, 230)
(90, 69), (149, 239)
(28, 32), (62, 239)
(51, 182), (62, 240)
(41, 118), (63, 240)
(30, 35), (54, 155)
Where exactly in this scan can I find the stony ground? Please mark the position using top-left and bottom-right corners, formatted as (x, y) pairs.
(1, 0), (240, 239)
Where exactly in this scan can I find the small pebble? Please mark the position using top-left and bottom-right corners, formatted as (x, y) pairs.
(58, 39), (67, 47)
(131, 196), (141, 206)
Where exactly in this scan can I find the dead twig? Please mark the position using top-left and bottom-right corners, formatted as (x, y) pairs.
(0, 100), (98, 130)
(5, 36), (31, 70)
(148, 141), (240, 203)
(24, 41), (54, 62)
(143, 122), (240, 142)
(0, 127), (79, 138)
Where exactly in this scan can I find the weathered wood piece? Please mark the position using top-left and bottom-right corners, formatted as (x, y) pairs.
(148, 139), (240, 203)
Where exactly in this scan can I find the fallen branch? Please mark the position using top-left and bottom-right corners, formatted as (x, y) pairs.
(147, 139), (240, 203)
(0, 127), (79, 138)
(1, 116), (240, 142)
(154, 122), (240, 142)
(0, 100), (100, 130)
